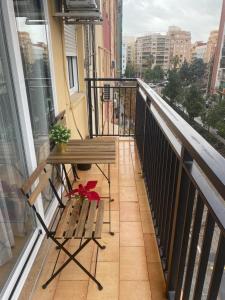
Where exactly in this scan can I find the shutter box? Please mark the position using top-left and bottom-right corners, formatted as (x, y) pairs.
(64, 24), (77, 56)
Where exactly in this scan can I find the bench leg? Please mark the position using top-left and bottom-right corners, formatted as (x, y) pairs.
(93, 238), (106, 250)
(42, 238), (103, 290)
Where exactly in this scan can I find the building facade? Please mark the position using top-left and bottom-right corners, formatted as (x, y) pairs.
(168, 26), (192, 68)
(0, 0), (121, 298)
(210, 0), (225, 94)
(135, 33), (170, 77)
(191, 41), (207, 62)
(205, 30), (219, 64)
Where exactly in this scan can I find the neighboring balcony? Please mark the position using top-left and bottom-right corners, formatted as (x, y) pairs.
(20, 78), (225, 300)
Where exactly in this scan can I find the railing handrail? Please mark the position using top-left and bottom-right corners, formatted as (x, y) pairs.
(137, 78), (225, 201)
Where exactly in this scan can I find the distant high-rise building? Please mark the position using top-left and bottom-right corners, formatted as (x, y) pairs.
(168, 26), (192, 68)
(210, 0), (225, 94)
(122, 42), (127, 75)
(135, 33), (170, 76)
(123, 36), (136, 72)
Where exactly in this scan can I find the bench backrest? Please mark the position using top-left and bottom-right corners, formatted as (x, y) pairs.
(21, 161), (51, 206)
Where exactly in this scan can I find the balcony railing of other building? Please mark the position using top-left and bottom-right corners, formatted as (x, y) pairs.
(86, 77), (225, 300)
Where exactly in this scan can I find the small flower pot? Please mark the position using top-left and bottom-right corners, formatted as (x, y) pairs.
(77, 164), (92, 171)
(56, 143), (66, 153)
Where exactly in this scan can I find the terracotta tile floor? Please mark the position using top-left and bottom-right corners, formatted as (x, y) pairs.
(19, 139), (167, 300)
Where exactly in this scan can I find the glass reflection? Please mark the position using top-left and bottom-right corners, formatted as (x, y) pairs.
(14, 0), (55, 211)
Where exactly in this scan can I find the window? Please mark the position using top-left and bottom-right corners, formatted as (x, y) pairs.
(64, 24), (78, 94)
(67, 56), (79, 92)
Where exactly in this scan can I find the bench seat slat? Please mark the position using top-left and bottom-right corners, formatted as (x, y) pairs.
(94, 201), (105, 239)
(74, 200), (90, 238)
(84, 201), (98, 238)
(64, 200), (82, 238)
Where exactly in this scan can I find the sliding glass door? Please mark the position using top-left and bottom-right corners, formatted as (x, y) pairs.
(13, 0), (56, 212)
(0, 10), (36, 292)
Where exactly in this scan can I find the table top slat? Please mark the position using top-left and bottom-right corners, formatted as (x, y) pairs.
(47, 139), (116, 165)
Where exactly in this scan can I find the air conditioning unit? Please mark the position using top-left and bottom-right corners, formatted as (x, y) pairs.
(65, 0), (97, 10)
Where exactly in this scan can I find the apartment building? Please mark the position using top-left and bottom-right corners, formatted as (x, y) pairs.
(0, 0), (122, 298)
(211, 0), (225, 94)
(121, 36), (136, 75)
(205, 30), (219, 64)
(191, 41), (207, 62)
(168, 26), (192, 68)
(135, 33), (170, 76)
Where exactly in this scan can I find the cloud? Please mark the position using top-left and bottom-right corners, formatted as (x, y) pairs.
(123, 0), (222, 42)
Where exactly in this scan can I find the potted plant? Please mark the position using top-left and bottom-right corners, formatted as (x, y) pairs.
(66, 181), (100, 203)
(49, 124), (71, 152)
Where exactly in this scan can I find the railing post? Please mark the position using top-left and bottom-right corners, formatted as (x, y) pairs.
(87, 79), (93, 138)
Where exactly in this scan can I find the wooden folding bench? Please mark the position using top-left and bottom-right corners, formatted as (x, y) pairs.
(21, 162), (106, 290)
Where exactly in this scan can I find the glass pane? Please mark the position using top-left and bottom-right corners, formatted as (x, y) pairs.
(73, 57), (79, 92)
(0, 13), (35, 293)
(13, 0), (55, 212)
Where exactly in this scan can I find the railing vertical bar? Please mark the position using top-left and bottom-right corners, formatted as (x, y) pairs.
(192, 212), (215, 300)
(165, 155), (179, 268)
(118, 86), (121, 135)
(87, 79), (93, 138)
(129, 87), (132, 136)
(112, 87), (115, 136)
(124, 87), (127, 135)
(174, 182), (196, 300)
(155, 134), (166, 230)
(152, 122), (161, 217)
(158, 140), (169, 240)
(101, 88), (104, 135)
(160, 145), (173, 253)
(167, 164), (191, 292)
(107, 92), (110, 136)
(183, 195), (204, 300)
(206, 232), (225, 300)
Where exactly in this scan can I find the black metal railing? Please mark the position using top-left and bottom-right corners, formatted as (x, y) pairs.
(87, 77), (225, 300)
(86, 78), (137, 137)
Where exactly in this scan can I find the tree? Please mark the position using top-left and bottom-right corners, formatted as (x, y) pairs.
(144, 54), (155, 70)
(204, 100), (225, 134)
(184, 85), (204, 120)
(189, 58), (207, 85)
(179, 60), (190, 85)
(171, 55), (180, 69)
(151, 65), (164, 83)
(124, 64), (136, 78)
(163, 70), (182, 103)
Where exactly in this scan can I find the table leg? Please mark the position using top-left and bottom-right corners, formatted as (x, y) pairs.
(108, 164), (114, 236)
(62, 164), (73, 191)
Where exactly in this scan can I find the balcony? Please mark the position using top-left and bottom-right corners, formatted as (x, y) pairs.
(20, 78), (225, 300)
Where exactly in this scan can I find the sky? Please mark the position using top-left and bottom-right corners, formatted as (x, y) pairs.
(123, 0), (223, 42)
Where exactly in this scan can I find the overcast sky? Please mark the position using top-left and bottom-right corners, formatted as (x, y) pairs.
(123, 0), (223, 42)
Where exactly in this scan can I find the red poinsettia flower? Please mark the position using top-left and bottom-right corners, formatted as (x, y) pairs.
(66, 181), (100, 202)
